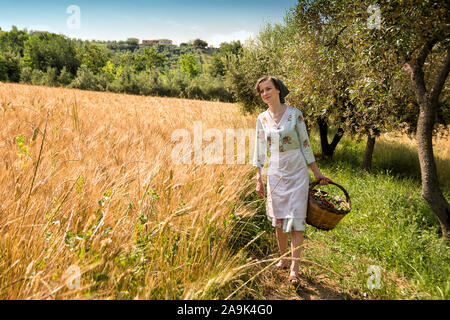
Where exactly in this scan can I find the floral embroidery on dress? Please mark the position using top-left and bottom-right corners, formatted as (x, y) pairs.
(278, 135), (292, 152)
(253, 106), (316, 167)
(282, 136), (291, 144)
(259, 131), (265, 141)
(276, 219), (283, 227)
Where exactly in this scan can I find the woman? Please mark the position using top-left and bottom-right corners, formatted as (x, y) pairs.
(252, 76), (333, 285)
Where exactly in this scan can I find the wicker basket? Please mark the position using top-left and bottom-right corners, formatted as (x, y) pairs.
(306, 180), (351, 231)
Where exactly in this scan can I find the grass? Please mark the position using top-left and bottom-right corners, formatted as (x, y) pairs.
(289, 127), (449, 299)
(0, 82), (448, 300)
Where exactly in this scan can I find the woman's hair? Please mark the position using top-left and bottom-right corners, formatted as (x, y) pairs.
(254, 76), (289, 104)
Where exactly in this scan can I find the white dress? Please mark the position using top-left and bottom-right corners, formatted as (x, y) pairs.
(252, 105), (316, 233)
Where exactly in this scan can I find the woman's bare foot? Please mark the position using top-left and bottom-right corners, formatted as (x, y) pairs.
(272, 259), (289, 269)
(288, 270), (300, 285)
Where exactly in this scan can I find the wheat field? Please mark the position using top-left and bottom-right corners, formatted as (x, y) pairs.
(0, 82), (262, 299)
(1, 82), (449, 300)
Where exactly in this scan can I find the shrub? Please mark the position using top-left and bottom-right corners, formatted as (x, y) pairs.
(185, 74), (233, 101)
(0, 54), (9, 81)
(1, 51), (22, 82)
(135, 70), (159, 96)
(156, 69), (188, 98)
(19, 66), (32, 83)
(108, 65), (140, 94)
(41, 66), (58, 87)
(30, 68), (44, 85)
(69, 64), (101, 91)
(57, 66), (73, 86)
(178, 53), (201, 79)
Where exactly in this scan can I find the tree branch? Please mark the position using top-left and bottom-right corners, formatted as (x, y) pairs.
(416, 38), (438, 69)
(325, 25), (347, 47)
(403, 39), (439, 102)
(430, 49), (450, 107)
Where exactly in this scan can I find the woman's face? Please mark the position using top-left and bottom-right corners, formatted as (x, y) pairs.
(259, 79), (280, 105)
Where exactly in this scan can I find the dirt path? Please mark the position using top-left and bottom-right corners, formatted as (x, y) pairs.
(252, 266), (360, 300)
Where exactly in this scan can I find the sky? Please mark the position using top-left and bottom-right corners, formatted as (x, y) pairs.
(0, 0), (298, 47)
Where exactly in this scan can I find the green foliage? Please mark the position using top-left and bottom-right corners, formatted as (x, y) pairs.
(156, 68), (189, 97)
(0, 26), (29, 56)
(208, 41), (243, 77)
(77, 43), (111, 74)
(193, 39), (208, 49)
(223, 52), (260, 113)
(0, 51), (22, 82)
(132, 47), (167, 71)
(41, 66), (58, 87)
(227, 176), (275, 257)
(324, 129), (449, 299)
(99, 60), (120, 82)
(178, 53), (201, 79)
(16, 134), (28, 158)
(0, 54), (7, 81)
(233, 129), (450, 299)
(24, 32), (80, 75)
(108, 65), (140, 94)
(0, 27), (235, 102)
(288, 0), (449, 137)
(222, 22), (294, 114)
(69, 64), (101, 91)
(117, 48), (166, 72)
(16, 134), (30, 168)
(134, 69), (160, 96)
(57, 66), (73, 86)
(19, 66), (32, 83)
(30, 68), (45, 85)
(185, 73), (233, 101)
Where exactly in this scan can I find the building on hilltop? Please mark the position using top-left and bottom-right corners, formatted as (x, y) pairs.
(142, 39), (173, 45)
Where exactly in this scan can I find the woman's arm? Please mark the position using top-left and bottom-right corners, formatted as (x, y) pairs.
(256, 167), (263, 180)
(253, 116), (267, 198)
(308, 161), (333, 185)
(252, 116), (267, 168)
(255, 166), (266, 198)
(295, 110), (316, 165)
(294, 109), (332, 185)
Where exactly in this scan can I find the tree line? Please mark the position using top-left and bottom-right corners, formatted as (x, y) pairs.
(0, 27), (241, 102)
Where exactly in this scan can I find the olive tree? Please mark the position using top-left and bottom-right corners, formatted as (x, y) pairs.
(303, 0), (450, 238)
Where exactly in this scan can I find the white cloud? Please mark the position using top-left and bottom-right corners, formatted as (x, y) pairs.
(189, 25), (202, 31)
(206, 30), (255, 47)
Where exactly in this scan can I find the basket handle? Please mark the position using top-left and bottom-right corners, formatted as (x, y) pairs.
(309, 180), (351, 205)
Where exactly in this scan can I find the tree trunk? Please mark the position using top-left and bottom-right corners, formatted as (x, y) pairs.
(404, 43), (450, 240)
(417, 104), (450, 240)
(362, 133), (376, 172)
(317, 116), (344, 160)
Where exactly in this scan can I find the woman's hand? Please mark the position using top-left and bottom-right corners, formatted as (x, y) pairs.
(256, 178), (266, 199)
(314, 172), (333, 185)
(309, 162), (333, 185)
